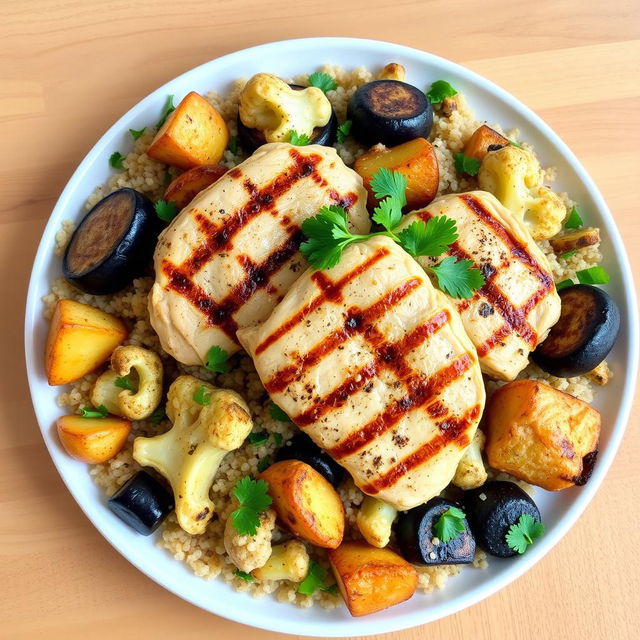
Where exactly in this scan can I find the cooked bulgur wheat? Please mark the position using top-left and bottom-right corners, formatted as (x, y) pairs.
(45, 64), (601, 608)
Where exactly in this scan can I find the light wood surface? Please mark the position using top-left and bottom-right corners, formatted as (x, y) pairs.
(2, 1), (639, 638)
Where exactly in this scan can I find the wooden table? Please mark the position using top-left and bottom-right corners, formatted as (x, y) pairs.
(2, 1), (639, 638)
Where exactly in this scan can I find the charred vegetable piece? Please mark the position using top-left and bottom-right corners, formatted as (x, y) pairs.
(63, 188), (160, 295)
(275, 432), (346, 487)
(464, 481), (541, 558)
(532, 284), (620, 377)
(237, 84), (337, 153)
(347, 80), (433, 147)
(164, 164), (228, 210)
(108, 471), (174, 535)
(396, 498), (475, 565)
(463, 125), (509, 162)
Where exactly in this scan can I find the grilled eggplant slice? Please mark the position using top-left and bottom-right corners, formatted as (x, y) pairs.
(347, 80), (433, 147)
(63, 188), (160, 295)
(532, 284), (620, 377)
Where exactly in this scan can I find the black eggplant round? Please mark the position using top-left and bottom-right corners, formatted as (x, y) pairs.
(63, 188), (160, 295)
(464, 481), (541, 558)
(237, 84), (338, 153)
(275, 432), (346, 488)
(347, 80), (433, 147)
(532, 284), (620, 377)
(396, 497), (476, 565)
(108, 471), (174, 535)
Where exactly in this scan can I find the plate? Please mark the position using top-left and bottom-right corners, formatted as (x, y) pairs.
(24, 37), (639, 636)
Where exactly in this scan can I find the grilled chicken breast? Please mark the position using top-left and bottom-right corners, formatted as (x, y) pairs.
(399, 191), (561, 381)
(149, 143), (369, 365)
(237, 237), (485, 510)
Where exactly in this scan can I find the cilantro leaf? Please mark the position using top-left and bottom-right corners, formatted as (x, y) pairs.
(273, 432), (284, 446)
(577, 266), (610, 285)
(114, 375), (135, 391)
(433, 506), (467, 543)
(231, 476), (273, 535)
(370, 168), (407, 209)
(234, 569), (255, 582)
(81, 404), (109, 418)
(156, 95), (175, 129)
(397, 216), (458, 258)
(129, 127), (146, 140)
(289, 129), (311, 146)
(426, 80), (458, 104)
(372, 197), (404, 232)
(257, 457), (271, 473)
(454, 153), (481, 176)
(308, 71), (338, 94)
(336, 120), (352, 144)
(298, 560), (328, 595)
(559, 249), (577, 260)
(431, 256), (485, 299)
(109, 152), (125, 169)
(228, 135), (239, 155)
(163, 170), (173, 186)
(248, 431), (269, 446)
(205, 345), (229, 373)
(155, 200), (178, 222)
(149, 406), (166, 423)
(564, 206), (583, 229)
(269, 403), (292, 423)
(300, 205), (358, 269)
(193, 386), (211, 406)
(505, 513), (544, 554)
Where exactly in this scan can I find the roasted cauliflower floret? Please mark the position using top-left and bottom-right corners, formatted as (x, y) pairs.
(478, 145), (565, 240)
(91, 345), (163, 420)
(452, 429), (488, 490)
(224, 507), (276, 572)
(239, 72), (332, 143)
(251, 540), (310, 582)
(356, 496), (398, 548)
(133, 375), (252, 534)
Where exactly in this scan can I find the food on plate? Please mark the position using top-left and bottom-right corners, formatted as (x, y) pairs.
(45, 299), (128, 385)
(238, 74), (337, 151)
(274, 432), (346, 488)
(258, 460), (345, 549)
(56, 413), (131, 463)
(149, 142), (369, 365)
(462, 125), (509, 162)
(586, 361), (611, 386)
(452, 428), (488, 490)
(251, 540), (310, 582)
(91, 345), (163, 420)
(396, 498), (476, 565)
(239, 236), (485, 510)
(107, 470), (175, 535)
(486, 379), (601, 490)
(354, 137), (439, 210)
(549, 226), (600, 254)
(328, 541), (418, 617)
(356, 496), (398, 548)
(465, 481), (543, 557)
(478, 145), (566, 240)
(348, 79), (433, 147)
(147, 91), (229, 169)
(377, 62), (406, 82)
(532, 284), (620, 377)
(62, 188), (160, 295)
(224, 507), (276, 572)
(398, 191), (561, 381)
(133, 375), (253, 534)
(164, 164), (228, 210)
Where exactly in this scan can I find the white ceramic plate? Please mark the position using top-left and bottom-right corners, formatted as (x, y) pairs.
(25, 37), (639, 636)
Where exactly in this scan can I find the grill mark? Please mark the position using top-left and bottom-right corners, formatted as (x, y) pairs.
(254, 248), (390, 355)
(329, 353), (474, 459)
(263, 277), (422, 393)
(293, 310), (451, 427)
(361, 404), (481, 494)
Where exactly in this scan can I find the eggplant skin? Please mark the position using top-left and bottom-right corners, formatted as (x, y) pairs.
(347, 80), (433, 147)
(532, 284), (620, 377)
(63, 188), (160, 295)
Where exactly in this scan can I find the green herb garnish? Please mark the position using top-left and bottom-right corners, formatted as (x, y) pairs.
(230, 476), (273, 535)
(164, 170), (173, 186)
(559, 250), (577, 260)
(129, 127), (146, 140)
(320, 584), (339, 595)
(426, 80), (458, 104)
(114, 375), (135, 391)
(396, 217), (458, 258)
(149, 406), (167, 423)
(156, 95), (175, 129)
(298, 560), (328, 596)
(433, 506), (467, 543)
(234, 569), (255, 582)
(273, 432), (284, 446)
(109, 152), (125, 169)
(430, 256), (486, 299)
(576, 266), (610, 285)
(155, 200), (178, 222)
(336, 120), (352, 144)
(229, 135), (239, 155)
(564, 206), (583, 229)
(81, 404), (109, 418)
(269, 403), (292, 423)
(454, 152), (481, 176)
(505, 514), (544, 554)
(257, 457), (271, 473)
(248, 431), (269, 446)
(193, 386), (211, 406)
(555, 278), (574, 291)
(509, 140), (524, 149)
(308, 71), (338, 94)
(205, 345), (229, 373)
(289, 130), (311, 146)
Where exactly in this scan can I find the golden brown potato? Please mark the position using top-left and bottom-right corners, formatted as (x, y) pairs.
(164, 164), (228, 209)
(354, 137), (439, 211)
(377, 63), (406, 81)
(486, 380), (601, 490)
(585, 361), (611, 386)
(57, 414), (131, 463)
(147, 92), (229, 170)
(549, 227), (601, 254)
(463, 124), (509, 162)
(328, 542), (417, 617)
(45, 299), (128, 385)
(258, 460), (344, 549)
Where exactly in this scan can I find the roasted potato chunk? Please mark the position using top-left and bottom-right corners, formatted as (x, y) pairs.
(57, 414), (131, 463)
(486, 380), (600, 490)
(463, 124), (509, 162)
(550, 227), (600, 254)
(328, 542), (417, 616)
(164, 164), (228, 209)
(259, 460), (345, 549)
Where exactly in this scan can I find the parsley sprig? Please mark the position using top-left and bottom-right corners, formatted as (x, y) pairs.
(308, 71), (338, 94)
(193, 386), (211, 406)
(505, 514), (544, 554)
(299, 168), (485, 298)
(109, 152), (125, 169)
(427, 80), (458, 104)
(81, 404), (109, 418)
(433, 506), (467, 542)
(269, 402), (292, 423)
(336, 120), (352, 143)
(129, 127), (146, 140)
(114, 375), (135, 392)
(156, 95), (175, 129)
(289, 130), (311, 146)
(230, 476), (272, 536)
(155, 200), (178, 222)
(205, 345), (229, 373)
(298, 560), (337, 595)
